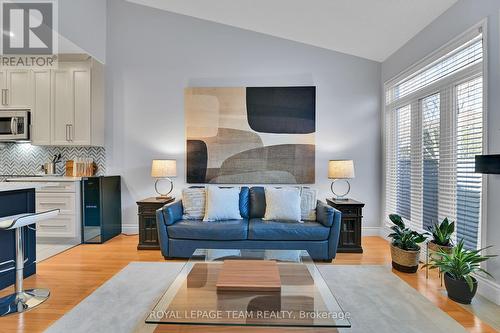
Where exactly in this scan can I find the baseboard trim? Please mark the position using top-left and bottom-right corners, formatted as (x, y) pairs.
(475, 274), (500, 305)
(362, 227), (381, 236)
(122, 225), (139, 235)
(379, 225), (391, 240)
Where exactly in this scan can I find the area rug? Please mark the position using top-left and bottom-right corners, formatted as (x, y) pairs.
(45, 263), (467, 333)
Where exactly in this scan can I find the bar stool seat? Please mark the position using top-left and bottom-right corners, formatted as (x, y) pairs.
(0, 209), (59, 316)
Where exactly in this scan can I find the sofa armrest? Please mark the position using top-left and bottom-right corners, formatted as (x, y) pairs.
(155, 200), (183, 259)
(316, 200), (335, 227)
(158, 200), (183, 226)
(316, 200), (342, 259)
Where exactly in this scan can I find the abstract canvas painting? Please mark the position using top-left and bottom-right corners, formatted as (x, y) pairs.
(185, 86), (315, 184)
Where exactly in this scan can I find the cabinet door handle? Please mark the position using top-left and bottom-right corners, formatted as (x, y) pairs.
(1, 89), (5, 105)
(69, 124), (73, 142)
(4, 88), (8, 105)
(65, 124), (70, 141)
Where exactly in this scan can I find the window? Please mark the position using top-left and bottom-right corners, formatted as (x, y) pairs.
(396, 105), (412, 220)
(384, 27), (484, 249)
(456, 77), (483, 249)
(422, 94), (440, 231)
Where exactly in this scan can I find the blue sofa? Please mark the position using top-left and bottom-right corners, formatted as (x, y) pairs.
(156, 186), (342, 260)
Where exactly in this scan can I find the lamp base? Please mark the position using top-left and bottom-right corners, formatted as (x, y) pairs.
(331, 179), (351, 200)
(332, 197), (350, 201)
(154, 178), (174, 200)
(155, 195), (174, 201)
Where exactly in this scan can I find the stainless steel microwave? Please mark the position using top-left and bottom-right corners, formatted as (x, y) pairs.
(0, 110), (30, 141)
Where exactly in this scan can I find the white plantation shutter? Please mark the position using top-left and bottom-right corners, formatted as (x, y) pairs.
(421, 94), (440, 231)
(409, 100), (423, 232)
(396, 105), (412, 221)
(456, 77), (483, 249)
(438, 87), (457, 232)
(384, 27), (484, 249)
(385, 108), (398, 221)
(386, 34), (483, 105)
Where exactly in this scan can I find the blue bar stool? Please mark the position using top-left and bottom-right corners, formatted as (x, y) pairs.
(0, 209), (59, 316)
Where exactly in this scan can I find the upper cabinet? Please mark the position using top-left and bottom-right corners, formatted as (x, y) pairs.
(0, 69), (32, 108)
(51, 63), (91, 146)
(31, 69), (51, 145)
(30, 56), (105, 147)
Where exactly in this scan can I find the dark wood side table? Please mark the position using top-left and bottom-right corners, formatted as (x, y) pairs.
(326, 198), (365, 253)
(137, 197), (174, 250)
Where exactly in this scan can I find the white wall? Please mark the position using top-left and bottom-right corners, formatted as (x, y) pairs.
(105, 0), (382, 234)
(58, 0), (106, 62)
(382, 0), (500, 304)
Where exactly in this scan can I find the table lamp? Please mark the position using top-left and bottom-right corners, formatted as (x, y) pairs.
(151, 159), (177, 199)
(328, 160), (355, 200)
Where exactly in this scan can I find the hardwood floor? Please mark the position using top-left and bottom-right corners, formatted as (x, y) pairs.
(0, 235), (496, 333)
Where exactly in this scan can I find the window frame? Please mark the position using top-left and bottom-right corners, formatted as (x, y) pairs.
(381, 20), (488, 250)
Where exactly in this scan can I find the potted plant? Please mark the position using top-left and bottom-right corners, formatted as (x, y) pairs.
(388, 214), (427, 273)
(427, 218), (455, 253)
(424, 239), (496, 304)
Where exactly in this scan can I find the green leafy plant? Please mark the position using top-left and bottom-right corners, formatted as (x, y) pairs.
(423, 239), (497, 291)
(427, 218), (455, 246)
(388, 214), (427, 251)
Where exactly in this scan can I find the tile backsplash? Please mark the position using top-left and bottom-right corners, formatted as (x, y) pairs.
(0, 143), (106, 176)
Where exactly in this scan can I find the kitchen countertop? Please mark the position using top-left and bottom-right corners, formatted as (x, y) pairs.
(6, 176), (83, 182)
(0, 182), (52, 192)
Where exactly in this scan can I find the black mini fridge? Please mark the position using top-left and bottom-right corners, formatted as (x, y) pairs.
(82, 176), (122, 244)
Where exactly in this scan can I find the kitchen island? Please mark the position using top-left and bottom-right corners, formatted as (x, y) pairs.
(0, 184), (45, 290)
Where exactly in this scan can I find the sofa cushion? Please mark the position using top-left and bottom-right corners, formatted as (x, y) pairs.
(182, 187), (206, 220)
(203, 186), (242, 222)
(167, 219), (248, 240)
(249, 186), (266, 218)
(239, 187), (250, 218)
(263, 187), (302, 222)
(248, 218), (330, 241)
(300, 187), (317, 221)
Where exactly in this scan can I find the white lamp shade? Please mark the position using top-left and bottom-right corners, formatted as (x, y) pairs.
(151, 159), (177, 178)
(328, 160), (355, 179)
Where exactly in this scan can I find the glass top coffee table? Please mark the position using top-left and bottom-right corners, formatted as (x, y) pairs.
(144, 249), (350, 330)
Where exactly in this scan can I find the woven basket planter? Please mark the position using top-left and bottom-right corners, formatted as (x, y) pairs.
(390, 243), (421, 273)
(428, 241), (453, 254)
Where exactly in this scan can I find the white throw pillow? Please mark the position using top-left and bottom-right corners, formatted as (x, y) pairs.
(300, 187), (317, 221)
(182, 187), (206, 220)
(203, 186), (242, 222)
(263, 187), (302, 222)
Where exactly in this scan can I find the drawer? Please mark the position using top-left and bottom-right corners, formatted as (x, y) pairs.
(340, 207), (361, 216)
(138, 205), (164, 215)
(36, 214), (77, 238)
(36, 192), (76, 214)
(37, 182), (77, 193)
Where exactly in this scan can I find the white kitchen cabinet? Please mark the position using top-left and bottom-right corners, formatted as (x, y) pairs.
(35, 180), (81, 242)
(29, 56), (105, 147)
(51, 62), (92, 146)
(36, 214), (77, 238)
(31, 69), (52, 145)
(6, 178), (82, 243)
(0, 69), (32, 108)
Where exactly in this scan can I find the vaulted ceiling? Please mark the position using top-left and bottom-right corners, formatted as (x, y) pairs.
(127, 0), (457, 62)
